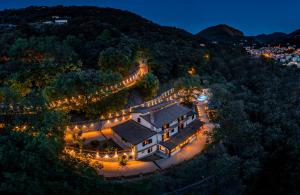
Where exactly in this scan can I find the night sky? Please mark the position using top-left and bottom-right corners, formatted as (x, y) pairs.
(0, 0), (299, 35)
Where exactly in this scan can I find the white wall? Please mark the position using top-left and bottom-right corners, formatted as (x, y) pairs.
(157, 133), (163, 142)
(136, 144), (157, 159)
(135, 134), (158, 151)
(186, 114), (196, 125)
(132, 113), (158, 132)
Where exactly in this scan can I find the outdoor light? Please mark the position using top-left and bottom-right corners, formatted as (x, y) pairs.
(114, 151), (118, 158)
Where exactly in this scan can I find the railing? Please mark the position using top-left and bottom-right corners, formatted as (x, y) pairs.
(64, 146), (134, 162)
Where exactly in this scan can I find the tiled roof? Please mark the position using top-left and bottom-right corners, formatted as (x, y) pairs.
(140, 103), (191, 128)
(112, 120), (156, 145)
(159, 119), (203, 150)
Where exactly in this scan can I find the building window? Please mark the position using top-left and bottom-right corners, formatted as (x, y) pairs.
(192, 114), (195, 119)
(143, 138), (152, 146)
(171, 129), (175, 133)
(137, 117), (141, 123)
(147, 148), (153, 153)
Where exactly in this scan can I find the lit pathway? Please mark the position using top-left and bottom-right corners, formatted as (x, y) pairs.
(2, 63), (148, 114)
(97, 103), (213, 178)
(98, 160), (159, 177)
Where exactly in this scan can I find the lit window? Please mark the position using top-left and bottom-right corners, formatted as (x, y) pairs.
(143, 138), (152, 146)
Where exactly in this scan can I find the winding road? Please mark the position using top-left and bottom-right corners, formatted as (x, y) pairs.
(1, 62), (148, 114)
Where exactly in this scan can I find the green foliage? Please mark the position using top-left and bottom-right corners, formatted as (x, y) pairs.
(44, 70), (122, 101)
(1, 36), (82, 93)
(137, 73), (159, 100)
(83, 90), (129, 118)
(0, 86), (21, 105)
(8, 36), (78, 63)
(0, 91), (104, 194)
(98, 47), (131, 76)
(174, 75), (203, 90)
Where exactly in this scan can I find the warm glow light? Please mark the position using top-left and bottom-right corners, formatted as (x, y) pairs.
(188, 67), (196, 76)
(204, 53), (210, 60)
(114, 151), (118, 158)
(262, 53), (272, 58)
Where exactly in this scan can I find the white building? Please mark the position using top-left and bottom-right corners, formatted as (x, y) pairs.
(111, 102), (203, 159)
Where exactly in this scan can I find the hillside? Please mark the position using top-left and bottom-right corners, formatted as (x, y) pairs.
(196, 24), (244, 43)
(1, 6), (300, 195)
(284, 29), (300, 46)
(252, 32), (287, 45)
(252, 30), (300, 47)
(0, 6), (209, 82)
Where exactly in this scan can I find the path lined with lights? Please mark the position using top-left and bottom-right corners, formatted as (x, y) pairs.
(49, 63), (148, 111)
(1, 63), (148, 114)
